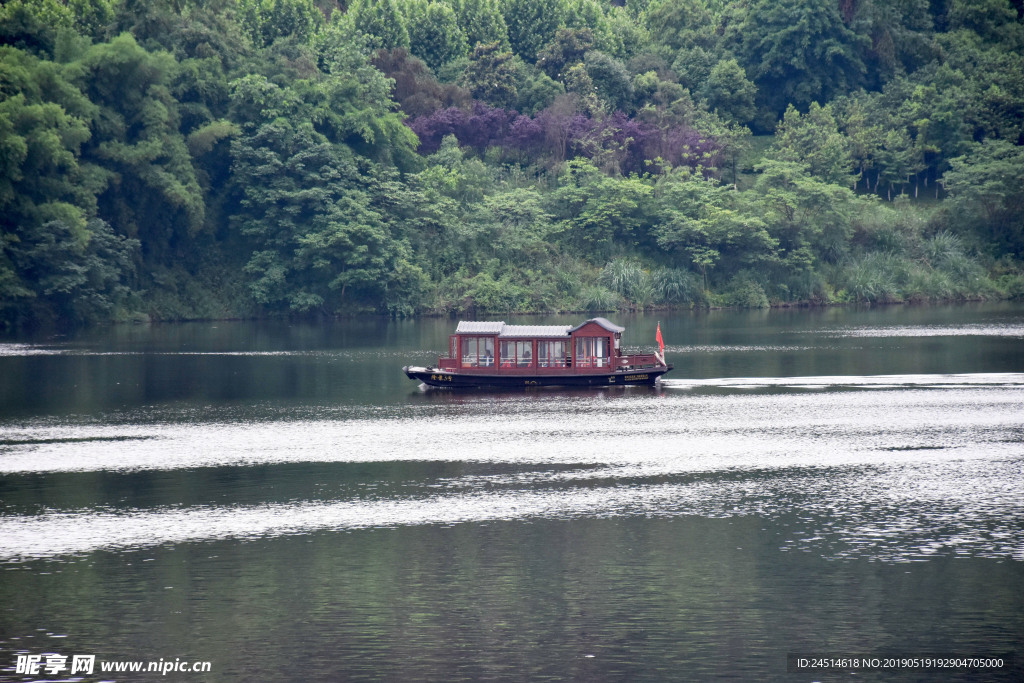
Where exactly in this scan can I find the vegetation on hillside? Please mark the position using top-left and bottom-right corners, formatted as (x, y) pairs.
(2, 0), (1023, 328)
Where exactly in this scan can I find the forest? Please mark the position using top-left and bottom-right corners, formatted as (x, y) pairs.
(2, 0), (1023, 328)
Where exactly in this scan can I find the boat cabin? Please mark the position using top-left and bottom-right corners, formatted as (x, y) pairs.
(436, 317), (660, 375)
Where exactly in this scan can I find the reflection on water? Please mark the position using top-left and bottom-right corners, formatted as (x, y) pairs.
(813, 323), (1024, 337)
(1, 304), (1023, 680)
(2, 377), (1022, 565)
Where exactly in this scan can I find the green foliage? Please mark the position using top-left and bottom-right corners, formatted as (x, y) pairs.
(451, 0), (509, 51)
(584, 50), (632, 113)
(238, 0), (322, 48)
(947, 0), (1021, 44)
(942, 139), (1024, 257)
(752, 160), (858, 266)
(347, 0), (410, 50)
(645, 0), (717, 53)
(1, 217), (139, 327)
(536, 27), (593, 80)
(652, 169), (776, 286)
(578, 283), (620, 311)
(599, 257), (645, 299)
(402, 0), (468, 73)
(515, 65), (563, 114)
(76, 33), (206, 257)
(653, 267), (699, 304)
(552, 159), (653, 261)
(501, 0), (566, 62)
(2, 0), (1022, 327)
(228, 64), (423, 313)
(736, 0), (869, 130)
(0, 0), (74, 58)
(700, 58), (756, 125)
(460, 41), (518, 108)
(770, 103), (856, 187)
(837, 247), (993, 304)
(718, 275), (770, 308)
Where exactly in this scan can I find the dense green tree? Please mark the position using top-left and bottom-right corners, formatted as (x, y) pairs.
(5, 217), (138, 325)
(68, 0), (118, 41)
(237, 0), (322, 48)
(501, 0), (566, 61)
(514, 64), (564, 114)
(584, 50), (632, 112)
(652, 168), (776, 289)
(736, 0), (869, 130)
(0, 45), (145, 326)
(314, 23), (421, 169)
(0, 0), (74, 58)
(833, 93), (886, 192)
(752, 159), (860, 268)
(460, 41), (518, 108)
(947, 0), (1020, 43)
(875, 128), (923, 199)
(699, 58), (756, 124)
(229, 74), (423, 312)
(771, 103), (856, 187)
(1, 48), (93, 318)
(347, 0), (410, 50)
(74, 33), (205, 262)
(550, 158), (653, 260)
(645, 0), (717, 52)
(3, 0), (1022, 324)
(563, 0), (624, 58)
(599, 5), (649, 61)
(885, 64), (973, 182)
(401, 0), (468, 72)
(940, 32), (1024, 144)
(943, 139), (1024, 256)
(849, 0), (937, 86)
(670, 45), (715, 93)
(480, 187), (554, 262)
(450, 0), (509, 51)
(536, 27), (594, 80)
(403, 135), (486, 276)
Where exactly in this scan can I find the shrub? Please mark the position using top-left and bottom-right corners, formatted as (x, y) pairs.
(579, 285), (621, 311)
(652, 267), (699, 304)
(719, 276), (769, 308)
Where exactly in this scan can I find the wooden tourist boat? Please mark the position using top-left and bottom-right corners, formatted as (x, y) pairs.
(403, 317), (672, 388)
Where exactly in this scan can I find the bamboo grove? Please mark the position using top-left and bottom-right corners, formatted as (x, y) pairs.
(2, 0), (1023, 327)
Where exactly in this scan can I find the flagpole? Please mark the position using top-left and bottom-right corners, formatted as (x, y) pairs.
(655, 321), (665, 367)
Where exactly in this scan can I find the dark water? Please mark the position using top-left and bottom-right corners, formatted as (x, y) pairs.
(1, 304), (1023, 680)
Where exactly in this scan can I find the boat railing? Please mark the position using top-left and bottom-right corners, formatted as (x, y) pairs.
(616, 353), (662, 369)
(440, 353), (662, 372)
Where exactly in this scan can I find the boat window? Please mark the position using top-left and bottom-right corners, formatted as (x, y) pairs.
(575, 337), (609, 368)
(461, 337), (494, 367)
(499, 341), (533, 367)
(518, 341), (532, 367)
(538, 340), (568, 368)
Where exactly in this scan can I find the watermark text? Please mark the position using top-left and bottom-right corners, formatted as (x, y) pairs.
(16, 653), (211, 676)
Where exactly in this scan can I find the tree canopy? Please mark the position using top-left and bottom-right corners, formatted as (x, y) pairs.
(2, 0), (1022, 328)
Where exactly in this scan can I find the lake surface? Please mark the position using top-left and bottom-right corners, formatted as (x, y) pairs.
(1, 303), (1022, 680)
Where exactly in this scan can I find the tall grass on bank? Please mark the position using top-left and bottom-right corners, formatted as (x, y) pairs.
(837, 232), (995, 303)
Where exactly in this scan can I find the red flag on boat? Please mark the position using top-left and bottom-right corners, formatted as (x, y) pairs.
(656, 322), (664, 355)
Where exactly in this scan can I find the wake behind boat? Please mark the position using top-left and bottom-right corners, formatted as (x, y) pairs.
(403, 317), (671, 388)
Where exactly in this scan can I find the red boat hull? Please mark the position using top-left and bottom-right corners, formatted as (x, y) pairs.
(403, 365), (672, 388)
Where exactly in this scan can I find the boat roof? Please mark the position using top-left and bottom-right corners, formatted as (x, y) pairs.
(455, 318), (624, 338)
(570, 317), (625, 334)
(499, 324), (574, 338)
(455, 321), (505, 335)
